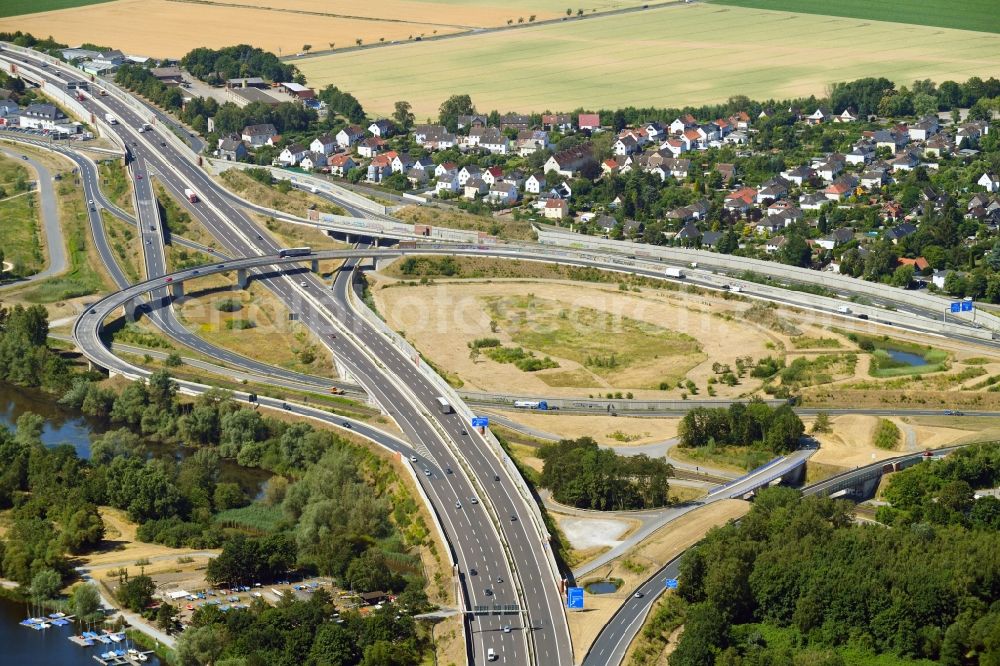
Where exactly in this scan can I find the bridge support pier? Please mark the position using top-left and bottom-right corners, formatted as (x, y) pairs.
(171, 281), (184, 300)
(333, 356), (354, 384)
(236, 268), (250, 289)
(311, 258), (320, 273)
(124, 297), (140, 322)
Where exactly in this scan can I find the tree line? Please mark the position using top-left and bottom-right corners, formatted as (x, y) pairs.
(670, 483), (1000, 665)
(180, 44), (300, 85)
(538, 436), (673, 510)
(678, 401), (804, 455)
(0, 304), (71, 391)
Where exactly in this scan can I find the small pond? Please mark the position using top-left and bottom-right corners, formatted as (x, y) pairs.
(585, 581), (620, 595)
(884, 348), (930, 367)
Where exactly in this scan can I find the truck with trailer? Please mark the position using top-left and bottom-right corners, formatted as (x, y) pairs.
(664, 267), (685, 278)
(435, 397), (454, 414)
(184, 188), (198, 203)
(513, 400), (549, 410)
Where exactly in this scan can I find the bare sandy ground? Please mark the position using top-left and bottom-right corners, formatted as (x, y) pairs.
(558, 516), (634, 551)
(494, 410), (679, 447)
(374, 280), (774, 397)
(567, 499), (749, 657)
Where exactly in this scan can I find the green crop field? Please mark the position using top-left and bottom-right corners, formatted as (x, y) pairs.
(298, 3), (1000, 117)
(709, 0), (999, 34)
(1, 0), (113, 19)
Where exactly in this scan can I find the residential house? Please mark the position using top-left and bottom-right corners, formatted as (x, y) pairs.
(774, 207), (803, 227)
(979, 173), (1000, 193)
(336, 125), (366, 149)
(660, 138), (687, 157)
(676, 222), (702, 243)
(391, 153), (415, 173)
(542, 114), (573, 132)
(716, 163), (736, 184)
(578, 113), (601, 131)
(908, 117), (939, 142)
(488, 182), (519, 205)
(824, 174), (859, 200)
(357, 136), (386, 158)
(525, 173), (546, 195)
(781, 165), (815, 186)
(458, 166), (482, 186)
(479, 128), (510, 155)
(724, 130), (749, 145)
(729, 111), (752, 130)
(669, 114), (697, 134)
(765, 235), (787, 253)
(622, 219), (644, 237)
(924, 133), (955, 157)
(957, 121), (989, 146)
(613, 135), (640, 156)
(544, 143), (593, 177)
(516, 130), (549, 156)
(882, 201), (905, 220)
(701, 230), (723, 248)
(642, 122), (665, 142)
(482, 166), (504, 186)
(602, 158), (621, 176)
(767, 200), (795, 216)
(544, 198), (569, 219)
(815, 158), (845, 182)
(873, 129), (908, 153)
(366, 154), (394, 183)
(757, 177), (790, 203)
(19, 103), (66, 130)
(241, 123), (277, 148)
(463, 178), (487, 199)
(891, 150), (920, 172)
(593, 215), (618, 233)
(886, 222), (917, 244)
(434, 162), (458, 180)
(368, 119), (395, 138)
(278, 143), (308, 166)
(299, 151), (328, 171)
(406, 167), (429, 187)
(500, 114), (531, 131)
(835, 108), (859, 123)
(457, 114), (487, 130)
(805, 107), (832, 124)
(218, 138), (248, 161)
(310, 134), (337, 156)
(724, 187), (757, 213)
(799, 192), (829, 210)
(845, 141), (875, 165)
(328, 153), (356, 177)
(817, 227), (854, 250)
(435, 175), (460, 195)
(502, 169), (526, 188)
(932, 269), (952, 290)
(756, 217), (784, 235)
(898, 256), (930, 273)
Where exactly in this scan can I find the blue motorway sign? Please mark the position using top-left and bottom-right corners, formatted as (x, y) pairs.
(665, 578), (679, 590)
(471, 416), (489, 428)
(567, 587), (584, 609)
(962, 300), (974, 312)
(950, 302), (962, 313)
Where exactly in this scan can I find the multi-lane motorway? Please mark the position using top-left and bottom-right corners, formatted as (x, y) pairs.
(0, 46), (572, 666)
(3, 43), (998, 666)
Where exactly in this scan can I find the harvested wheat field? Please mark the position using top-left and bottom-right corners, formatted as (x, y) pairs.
(0, 0), (460, 58)
(373, 279), (775, 397)
(298, 2), (1000, 116)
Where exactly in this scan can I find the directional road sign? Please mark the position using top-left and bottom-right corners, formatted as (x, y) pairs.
(471, 416), (489, 428)
(567, 587), (584, 609)
(665, 578), (679, 590)
(962, 300), (974, 312)
(950, 302), (962, 313)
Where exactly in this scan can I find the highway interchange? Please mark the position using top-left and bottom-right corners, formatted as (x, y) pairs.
(2, 43), (998, 666)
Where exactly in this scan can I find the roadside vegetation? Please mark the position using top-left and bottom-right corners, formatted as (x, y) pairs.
(669, 480), (1000, 665)
(220, 168), (344, 218)
(539, 436), (674, 510)
(97, 160), (132, 212)
(0, 153), (43, 276)
(101, 210), (143, 283)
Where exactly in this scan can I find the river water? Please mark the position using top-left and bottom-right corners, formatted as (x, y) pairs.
(0, 381), (269, 664)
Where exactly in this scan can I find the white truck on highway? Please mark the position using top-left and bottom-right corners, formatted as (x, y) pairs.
(184, 188), (199, 203)
(664, 267), (685, 278)
(837, 305), (852, 314)
(104, 113), (117, 125)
